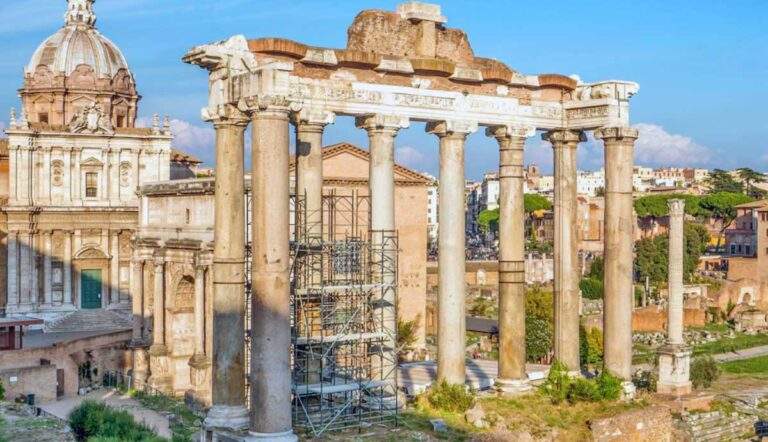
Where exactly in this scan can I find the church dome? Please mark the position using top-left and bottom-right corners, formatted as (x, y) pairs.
(25, 0), (130, 79)
(20, 0), (140, 129)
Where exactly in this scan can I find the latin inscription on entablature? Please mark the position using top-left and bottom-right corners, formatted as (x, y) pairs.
(566, 106), (609, 120)
(531, 105), (563, 119)
(465, 96), (517, 114)
(393, 93), (455, 109)
(288, 83), (383, 104)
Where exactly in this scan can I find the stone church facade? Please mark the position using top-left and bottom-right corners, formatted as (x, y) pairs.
(1, 1), (183, 319)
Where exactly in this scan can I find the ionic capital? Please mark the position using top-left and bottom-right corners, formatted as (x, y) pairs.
(291, 107), (335, 130)
(542, 129), (586, 146)
(203, 104), (249, 128)
(426, 120), (478, 138)
(485, 124), (536, 142)
(241, 94), (298, 116)
(667, 199), (685, 216)
(355, 114), (410, 133)
(594, 126), (639, 142)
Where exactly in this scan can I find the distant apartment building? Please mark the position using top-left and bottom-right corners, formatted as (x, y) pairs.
(577, 169), (605, 197)
(726, 200), (766, 257)
(480, 172), (500, 210)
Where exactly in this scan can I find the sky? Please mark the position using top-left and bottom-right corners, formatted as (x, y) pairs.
(0, 0), (766, 179)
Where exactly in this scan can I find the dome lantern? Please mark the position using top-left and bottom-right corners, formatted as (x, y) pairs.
(65, 0), (97, 28)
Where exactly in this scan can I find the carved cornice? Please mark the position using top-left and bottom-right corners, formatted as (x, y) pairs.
(594, 126), (639, 142)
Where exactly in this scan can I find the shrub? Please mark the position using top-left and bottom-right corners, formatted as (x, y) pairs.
(68, 400), (163, 441)
(397, 318), (419, 351)
(0, 379), (5, 400)
(425, 380), (475, 413)
(540, 360), (572, 404)
(595, 371), (623, 401)
(526, 316), (553, 363)
(691, 356), (721, 389)
(568, 378), (600, 402)
(579, 277), (604, 300)
(580, 326), (603, 367)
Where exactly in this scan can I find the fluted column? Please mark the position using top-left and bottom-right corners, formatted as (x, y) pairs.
(488, 125), (534, 393)
(249, 102), (297, 441)
(43, 231), (53, 306)
(205, 109), (250, 432)
(595, 127), (638, 384)
(667, 200), (685, 345)
(293, 110), (333, 240)
(148, 253), (171, 393)
(428, 120), (477, 385)
(63, 231), (73, 306)
(188, 254), (212, 406)
(7, 232), (19, 310)
(543, 129), (584, 373)
(110, 230), (120, 306)
(656, 198), (692, 395)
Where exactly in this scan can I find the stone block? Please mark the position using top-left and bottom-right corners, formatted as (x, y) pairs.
(590, 405), (672, 441)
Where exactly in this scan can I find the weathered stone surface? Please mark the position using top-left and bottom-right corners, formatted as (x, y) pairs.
(590, 405), (672, 442)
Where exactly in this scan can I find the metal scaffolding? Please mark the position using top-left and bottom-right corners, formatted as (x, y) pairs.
(289, 192), (399, 436)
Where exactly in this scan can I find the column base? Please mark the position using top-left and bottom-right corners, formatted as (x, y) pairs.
(621, 381), (637, 401)
(244, 430), (298, 441)
(204, 405), (249, 432)
(657, 344), (692, 397)
(495, 378), (532, 395)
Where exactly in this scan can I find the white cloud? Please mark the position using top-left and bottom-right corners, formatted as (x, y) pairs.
(632, 123), (714, 168)
(396, 145), (426, 169)
(137, 117), (215, 165)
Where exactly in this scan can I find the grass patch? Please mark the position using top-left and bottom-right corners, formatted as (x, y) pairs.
(69, 400), (165, 441)
(130, 390), (201, 442)
(693, 333), (768, 356)
(720, 355), (768, 376)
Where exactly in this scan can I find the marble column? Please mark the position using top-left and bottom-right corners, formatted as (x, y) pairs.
(595, 127), (639, 384)
(357, 114), (408, 393)
(148, 254), (171, 393)
(428, 120), (477, 385)
(63, 231), (73, 306)
(249, 103), (297, 441)
(543, 129), (584, 373)
(188, 256), (211, 405)
(205, 110), (250, 432)
(43, 231), (53, 306)
(657, 199), (692, 395)
(130, 256), (148, 387)
(293, 111), (333, 240)
(489, 125), (534, 393)
(110, 231), (120, 306)
(7, 232), (19, 310)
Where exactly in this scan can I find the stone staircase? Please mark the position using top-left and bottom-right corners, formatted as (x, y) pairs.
(679, 410), (758, 441)
(45, 309), (133, 333)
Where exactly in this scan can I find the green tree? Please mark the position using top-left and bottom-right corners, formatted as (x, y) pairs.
(476, 208), (499, 233)
(524, 193), (552, 213)
(634, 194), (702, 218)
(699, 191), (754, 249)
(705, 169), (744, 194)
(634, 222), (711, 285)
(736, 167), (767, 199)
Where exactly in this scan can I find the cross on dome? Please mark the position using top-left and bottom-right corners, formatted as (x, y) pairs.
(65, 0), (96, 28)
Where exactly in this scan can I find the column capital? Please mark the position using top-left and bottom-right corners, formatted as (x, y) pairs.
(203, 104), (249, 127)
(153, 255), (166, 268)
(486, 124), (536, 141)
(242, 95), (297, 116)
(668, 199), (685, 216)
(426, 120), (478, 138)
(594, 126), (639, 142)
(542, 129), (586, 145)
(356, 114), (410, 133)
(292, 107), (335, 129)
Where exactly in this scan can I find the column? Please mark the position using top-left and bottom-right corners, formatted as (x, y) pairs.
(657, 199), (692, 395)
(63, 231), (73, 306)
(293, 110), (333, 239)
(357, 114), (409, 395)
(43, 148), (52, 203)
(249, 102), (297, 441)
(43, 231), (53, 306)
(7, 232), (19, 310)
(204, 108), (250, 432)
(148, 254), (171, 393)
(110, 231), (120, 306)
(595, 127), (639, 385)
(130, 256), (144, 342)
(428, 120), (477, 385)
(142, 256), (153, 337)
(543, 129), (584, 373)
(188, 256), (211, 405)
(488, 125), (534, 393)
(72, 148), (82, 204)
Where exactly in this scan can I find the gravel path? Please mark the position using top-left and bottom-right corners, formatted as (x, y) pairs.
(39, 389), (172, 438)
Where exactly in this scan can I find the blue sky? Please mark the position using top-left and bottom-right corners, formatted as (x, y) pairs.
(1, 0), (766, 179)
